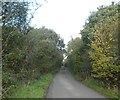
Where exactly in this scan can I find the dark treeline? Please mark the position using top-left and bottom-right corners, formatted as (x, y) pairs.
(66, 2), (120, 90)
(2, 2), (64, 97)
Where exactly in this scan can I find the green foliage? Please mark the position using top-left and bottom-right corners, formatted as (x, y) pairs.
(2, 2), (29, 33)
(2, 2), (65, 98)
(2, 26), (26, 88)
(67, 37), (91, 80)
(25, 27), (64, 76)
(66, 2), (120, 90)
(88, 3), (119, 87)
(6, 73), (53, 98)
(2, 26), (64, 98)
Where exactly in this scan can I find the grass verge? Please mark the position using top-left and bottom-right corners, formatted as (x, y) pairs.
(7, 73), (53, 98)
(72, 73), (119, 100)
(82, 79), (119, 100)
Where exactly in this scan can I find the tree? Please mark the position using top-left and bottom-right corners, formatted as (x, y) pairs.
(2, 1), (41, 97)
(2, 2), (29, 33)
(87, 3), (119, 88)
(66, 2), (120, 89)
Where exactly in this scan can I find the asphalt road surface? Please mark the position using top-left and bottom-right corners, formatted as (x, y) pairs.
(46, 69), (108, 99)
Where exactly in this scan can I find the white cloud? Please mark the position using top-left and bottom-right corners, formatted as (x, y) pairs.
(30, 0), (120, 44)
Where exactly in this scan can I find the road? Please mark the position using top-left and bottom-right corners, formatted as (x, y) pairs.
(46, 69), (108, 99)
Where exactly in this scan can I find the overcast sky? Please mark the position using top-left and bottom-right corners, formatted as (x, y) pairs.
(30, 0), (119, 44)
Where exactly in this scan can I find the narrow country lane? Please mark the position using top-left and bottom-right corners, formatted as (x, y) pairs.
(46, 69), (108, 99)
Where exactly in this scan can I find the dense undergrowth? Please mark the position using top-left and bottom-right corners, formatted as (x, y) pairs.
(5, 73), (53, 98)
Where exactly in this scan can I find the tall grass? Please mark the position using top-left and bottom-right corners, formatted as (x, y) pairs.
(6, 73), (53, 98)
